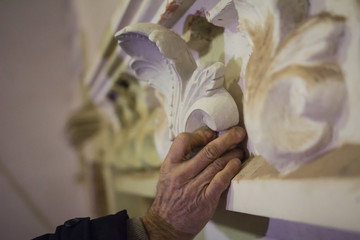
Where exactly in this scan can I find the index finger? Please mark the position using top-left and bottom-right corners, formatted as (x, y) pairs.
(183, 126), (246, 178)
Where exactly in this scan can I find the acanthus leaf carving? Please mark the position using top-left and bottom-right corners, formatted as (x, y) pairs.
(209, 0), (347, 173)
(115, 23), (239, 151)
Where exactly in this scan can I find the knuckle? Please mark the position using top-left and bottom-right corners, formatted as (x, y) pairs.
(212, 159), (225, 172)
(203, 144), (220, 160)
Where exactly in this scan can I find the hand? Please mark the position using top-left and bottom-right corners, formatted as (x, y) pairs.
(142, 126), (246, 239)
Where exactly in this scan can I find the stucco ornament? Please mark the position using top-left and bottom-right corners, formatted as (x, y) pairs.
(115, 23), (239, 158)
(208, 0), (347, 173)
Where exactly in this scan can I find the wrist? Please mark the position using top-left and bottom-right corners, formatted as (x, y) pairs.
(141, 209), (194, 240)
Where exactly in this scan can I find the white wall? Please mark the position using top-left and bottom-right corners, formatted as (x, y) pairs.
(0, 0), (91, 239)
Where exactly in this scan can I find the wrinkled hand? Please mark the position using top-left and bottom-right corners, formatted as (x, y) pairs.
(142, 126), (246, 239)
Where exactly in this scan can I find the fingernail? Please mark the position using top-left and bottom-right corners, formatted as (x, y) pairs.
(235, 127), (245, 139)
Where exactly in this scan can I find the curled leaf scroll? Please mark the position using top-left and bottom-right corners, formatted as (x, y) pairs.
(115, 23), (239, 157)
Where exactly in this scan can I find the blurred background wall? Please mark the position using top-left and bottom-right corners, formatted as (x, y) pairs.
(0, 0), (117, 239)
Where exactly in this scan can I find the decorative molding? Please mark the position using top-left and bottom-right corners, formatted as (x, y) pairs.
(75, 0), (360, 233)
(182, 14), (223, 55)
(115, 23), (239, 145)
(84, 0), (196, 103)
(76, 0), (360, 232)
(208, 0), (347, 173)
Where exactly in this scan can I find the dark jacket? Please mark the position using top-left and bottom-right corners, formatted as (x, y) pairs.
(33, 210), (129, 240)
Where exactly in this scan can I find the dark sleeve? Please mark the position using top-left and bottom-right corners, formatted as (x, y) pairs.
(33, 210), (129, 240)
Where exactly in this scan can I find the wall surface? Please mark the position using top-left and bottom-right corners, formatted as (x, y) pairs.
(72, 0), (120, 67)
(0, 0), (92, 239)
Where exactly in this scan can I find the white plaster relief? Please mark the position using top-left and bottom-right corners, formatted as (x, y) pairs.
(115, 23), (239, 155)
(209, 0), (347, 173)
